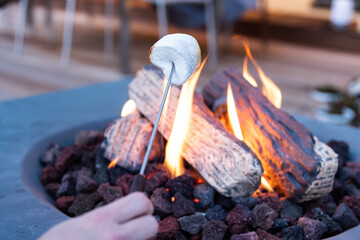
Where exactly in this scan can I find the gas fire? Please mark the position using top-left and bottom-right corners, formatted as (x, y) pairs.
(164, 58), (208, 178)
(120, 99), (137, 117)
(227, 83), (244, 141)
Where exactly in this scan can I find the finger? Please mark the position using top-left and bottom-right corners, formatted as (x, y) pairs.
(113, 215), (159, 240)
(102, 192), (153, 223)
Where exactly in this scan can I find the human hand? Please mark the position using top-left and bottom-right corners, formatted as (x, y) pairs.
(39, 192), (158, 240)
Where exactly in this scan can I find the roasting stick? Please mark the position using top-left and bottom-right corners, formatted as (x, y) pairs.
(130, 33), (201, 192)
(129, 65), (174, 192)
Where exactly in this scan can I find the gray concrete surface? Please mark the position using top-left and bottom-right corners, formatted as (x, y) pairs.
(0, 79), (359, 239)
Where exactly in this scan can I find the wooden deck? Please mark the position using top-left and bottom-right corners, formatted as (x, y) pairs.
(1, 3), (360, 119)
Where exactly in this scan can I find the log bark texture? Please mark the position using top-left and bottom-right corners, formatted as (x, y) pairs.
(203, 67), (338, 202)
(102, 111), (165, 171)
(128, 65), (263, 197)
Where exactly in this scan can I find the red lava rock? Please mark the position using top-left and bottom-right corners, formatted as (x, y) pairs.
(172, 192), (196, 218)
(97, 183), (123, 203)
(256, 229), (281, 240)
(56, 195), (76, 212)
(332, 202), (359, 230)
(41, 166), (61, 185)
(165, 174), (193, 197)
(226, 205), (254, 234)
(252, 203), (278, 230)
(145, 170), (170, 193)
(201, 220), (228, 240)
(342, 196), (360, 219)
(151, 187), (172, 217)
(257, 192), (282, 213)
(157, 216), (180, 240)
(55, 146), (83, 172)
(297, 217), (327, 240)
(115, 173), (134, 195)
(45, 183), (60, 197)
(230, 232), (259, 240)
(232, 196), (260, 210)
(68, 193), (97, 216)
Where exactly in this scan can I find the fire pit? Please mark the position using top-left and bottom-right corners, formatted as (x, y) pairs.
(1, 72), (359, 239)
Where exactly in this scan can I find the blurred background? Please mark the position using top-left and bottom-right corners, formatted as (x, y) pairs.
(1, 0), (360, 126)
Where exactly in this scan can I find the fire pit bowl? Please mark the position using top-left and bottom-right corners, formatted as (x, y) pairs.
(1, 79), (360, 239)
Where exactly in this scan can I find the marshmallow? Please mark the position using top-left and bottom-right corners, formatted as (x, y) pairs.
(149, 33), (201, 86)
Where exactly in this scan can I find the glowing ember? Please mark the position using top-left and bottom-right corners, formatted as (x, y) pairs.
(164, 58), (208, 178)
(243, 42), (282, 109)
(227, 83), (244, 141)
(120, 99), (137, 117)
(194, 198), (200, 203)
(171, 196), (175, 202)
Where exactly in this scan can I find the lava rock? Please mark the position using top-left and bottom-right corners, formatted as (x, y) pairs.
(327, 140), (349, 167)
(115, 173), (134, 195)
(145, 170), (170, 193)
(214, 193), (234, 210)
(257, 192), (282, 213)
(193, 183), (215, 207)
(331, 180), (345, 203)
(93, 148), (109, 184)
(177, 213), (207, 235)
(41, 166), (61, 185)
(40, 144), (62, 165)
(80, 151), (96, 170)
(332, 202), (359, 230)
(166, 174), (193, 197)
(201, 220), (228, 240)
(205, 205), (227, 221)
(55, 146), (83, 172)
(56, 195), (76, 212)
(345, 184), (360, 197)
(172, 192), (196, 218)
(256, 229), (281, 240)
(230, 232), (259, 240)
(107, 167), (127, 185)
(297, 217), (327, 240)
(97, 183), (123, 203)
(270, 218), (290, 233)
(252, 203), (278, 230)
(76, 171), (98, 193)
(280, 200), (303, 220)
(68, 193), (97, 216)
(56, 177), (76, 198)
(338, 167), (352, 183)
(232, 196), (260, 210)
(45, 183), (61, 197)
(281, 226), (303, 240)
(312, 208), (342, 237)
(157, 217), (180, 240)
(226, 205), (254, 234)
(151, 187), (172, 217)
(342, 196), (360, 219)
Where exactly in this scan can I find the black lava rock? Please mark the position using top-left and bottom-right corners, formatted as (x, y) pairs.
(327, 140), (349, 167)
(232, 196), (260, 210)
(56, 177), (76, 198)
(172, 192), (196, 218)
(202, 220), (228, 240)
(177, 213), (207, 235)
(280, 200), (303, 220)
(226, 205), (254, 234)
(193, 183), (215, 207)
(252, 203), (278, 230)
(214, 193), (234, 210)
(145, 170), (170, 193)
(270, 218), (290, 233)
(345, 184), (360, 198)
(166, 174), (193, 196)
(281, 226), (303, 240)
(68, 193), (97, 216)
(342, 196), (360, 219)
(297, 217), (327, 240)
(40, 143), (62, 165)
(151, 187), (172, 217)
(332, 202), (359, 230)
(312, 208), (342, 237)
(205, 205), (227, 221)
(230, 232), (259, 240)
(107, 166), (127, 185)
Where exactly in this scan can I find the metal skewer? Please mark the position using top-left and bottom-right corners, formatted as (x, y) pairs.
(130, 63), (175, 192)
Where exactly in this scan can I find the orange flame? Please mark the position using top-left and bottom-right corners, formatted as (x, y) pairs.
(108, 155), (119, 169)
(243, 42), (282, 109)
(227, 83), (244, 141)
(243, 56), (258, 88)
(120, 99), (137, 117)
(261, 176), (274, 192)
(164, 57), (208, 178)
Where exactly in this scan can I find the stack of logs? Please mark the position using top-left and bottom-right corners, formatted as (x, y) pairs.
(103, 65), (338, 202)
